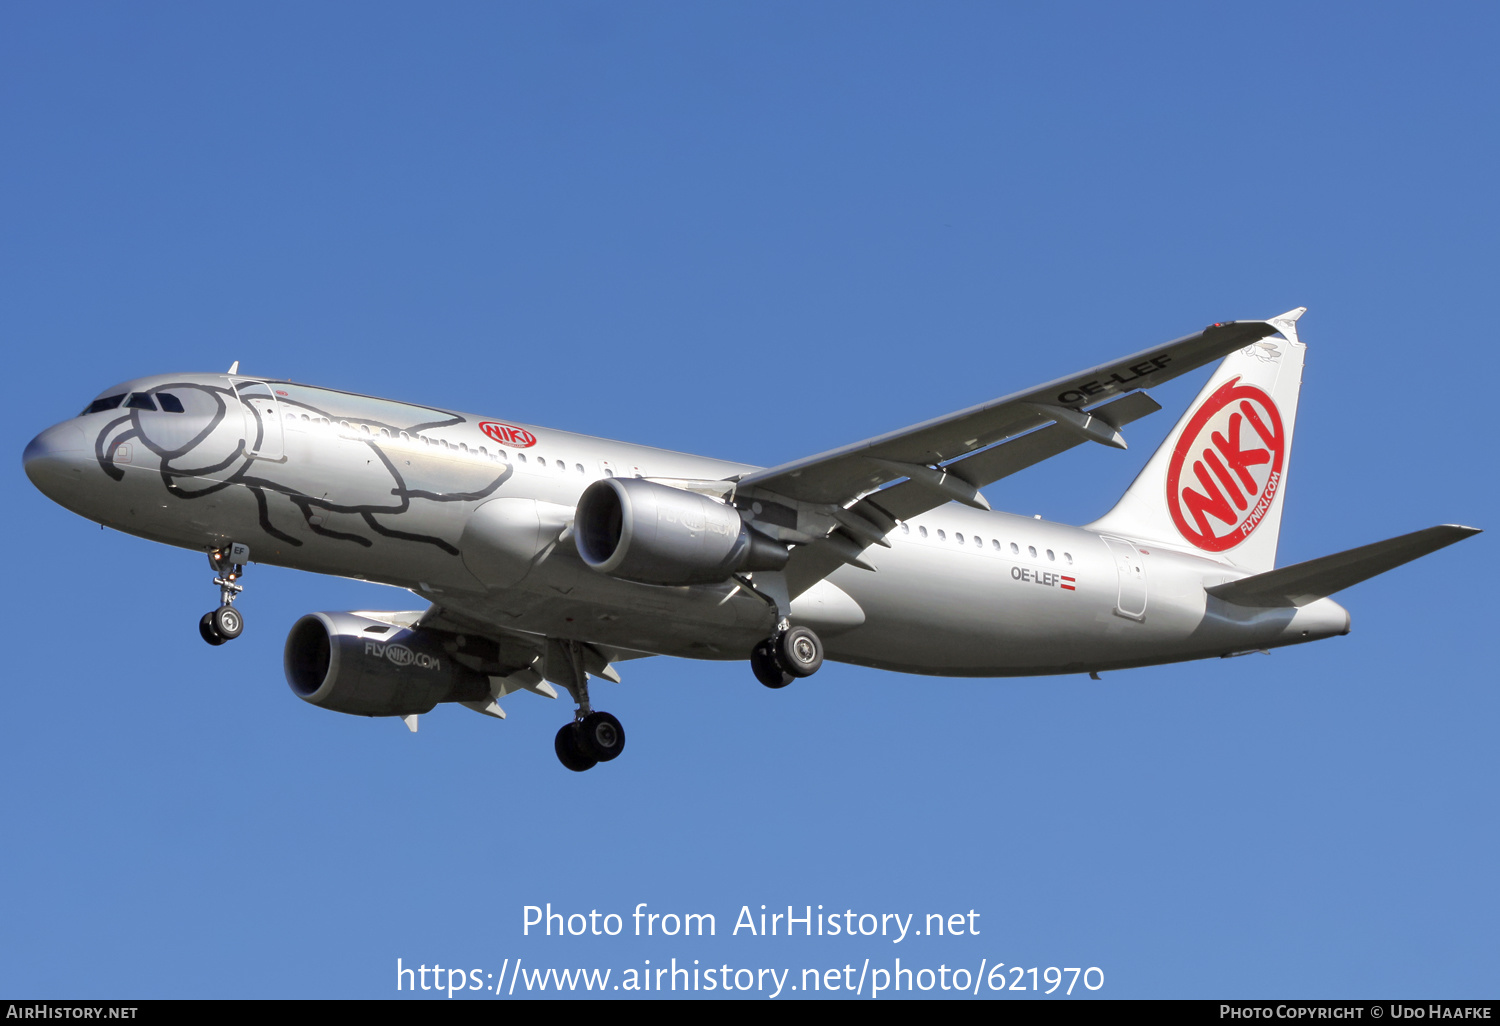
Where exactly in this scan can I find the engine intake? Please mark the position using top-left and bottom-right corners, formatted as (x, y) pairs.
(284, 611), (490, 717)
(575, 477), (788, 586)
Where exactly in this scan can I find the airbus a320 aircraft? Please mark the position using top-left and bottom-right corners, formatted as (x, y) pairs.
(23, 309), (1479, 770)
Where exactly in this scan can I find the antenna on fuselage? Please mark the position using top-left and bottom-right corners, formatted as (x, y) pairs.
(227, 361), (240, 375)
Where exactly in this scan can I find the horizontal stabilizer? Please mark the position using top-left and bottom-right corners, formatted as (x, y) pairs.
(1206, 525), (1481, 607)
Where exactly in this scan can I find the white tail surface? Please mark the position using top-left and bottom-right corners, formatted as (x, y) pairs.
(1086, 308), (1307, 573)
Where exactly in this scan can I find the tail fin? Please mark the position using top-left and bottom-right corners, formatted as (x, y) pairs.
(1086, 307), (1307, 573)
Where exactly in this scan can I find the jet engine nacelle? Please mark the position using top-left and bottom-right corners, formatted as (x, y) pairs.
(574, 477), (788, 586)
(284, 611), (490, 717)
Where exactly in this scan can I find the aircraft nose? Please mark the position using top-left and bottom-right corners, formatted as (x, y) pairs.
(23, 421), (90, 497)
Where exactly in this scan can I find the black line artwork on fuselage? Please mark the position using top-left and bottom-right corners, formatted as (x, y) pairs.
(90, 381), (512, 555)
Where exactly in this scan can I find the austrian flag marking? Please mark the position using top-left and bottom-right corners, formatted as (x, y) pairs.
(1164, 376), (1284, 552)
(1165, 377), (1285, 552)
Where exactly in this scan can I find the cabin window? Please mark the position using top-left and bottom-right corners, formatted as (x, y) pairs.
(1046, 549), (1055, 561)
(901, 523), (910, 535)
(991, 539), (1001, 551)
(937, 530), (947, 542)
(576, 463), (585, 474)
(1028, 545), (1037, 557)
(954, 532), (964, 544)
(1010, 542), (1019, 555)
(974, 535), (983, 547)
(1064, 552), (1073, 564)
(918, 526), (928, 539)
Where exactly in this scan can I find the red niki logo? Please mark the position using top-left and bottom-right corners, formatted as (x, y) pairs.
(479, 421), (537, 448)
(1165, 377), (1285, 552)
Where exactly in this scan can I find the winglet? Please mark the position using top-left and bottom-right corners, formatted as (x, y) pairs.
(228, 360), (240, 375)
(1267, 307), (1307, 346)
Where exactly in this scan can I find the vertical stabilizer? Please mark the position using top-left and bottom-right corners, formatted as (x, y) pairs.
(1086, 308), (1307, 573)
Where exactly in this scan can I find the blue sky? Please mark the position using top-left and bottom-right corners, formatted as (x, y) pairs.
(3, 2), (1495, 999)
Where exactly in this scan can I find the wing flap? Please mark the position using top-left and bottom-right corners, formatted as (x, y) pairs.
(1206, 525), (1481, 607)
(416, 603), (655, 673)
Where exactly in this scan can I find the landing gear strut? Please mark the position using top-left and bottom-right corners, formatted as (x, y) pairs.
(199, 544), (249, 646)
(550, 639), (626, 772)
(751, 623), (823, 688)
(731, 573), (824, 689)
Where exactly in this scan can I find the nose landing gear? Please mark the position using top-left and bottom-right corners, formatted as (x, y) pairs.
(199, 543), (249, 646)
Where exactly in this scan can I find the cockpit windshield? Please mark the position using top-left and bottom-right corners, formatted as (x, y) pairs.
(83, 394), (126, 415)
(81, 390), (186, 416)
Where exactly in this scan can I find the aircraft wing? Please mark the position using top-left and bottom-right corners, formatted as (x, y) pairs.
(418, 604), (655, 678)
(779, 390), (1164, 595)
(733, 318), (1284, 596)
(735, 318), (1281, 507)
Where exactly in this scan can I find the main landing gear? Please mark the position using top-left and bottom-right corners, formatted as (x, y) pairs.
(199, 544), (249, 647)
(550, 639), (626, 772)
(750, 624), (823, 688)
(556, 711), (626, 773)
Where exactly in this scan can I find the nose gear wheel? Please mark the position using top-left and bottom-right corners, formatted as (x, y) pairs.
(200, 545), (248, 646)
(199, 612), (227, 647)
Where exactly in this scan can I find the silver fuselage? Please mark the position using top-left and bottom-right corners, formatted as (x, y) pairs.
(24, 372), (1350, 676)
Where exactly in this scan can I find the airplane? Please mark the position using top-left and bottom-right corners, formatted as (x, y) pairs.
(22, 308), (1479, 771)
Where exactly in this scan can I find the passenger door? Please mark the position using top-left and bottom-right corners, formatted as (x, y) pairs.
(233, 380), (285, 461)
